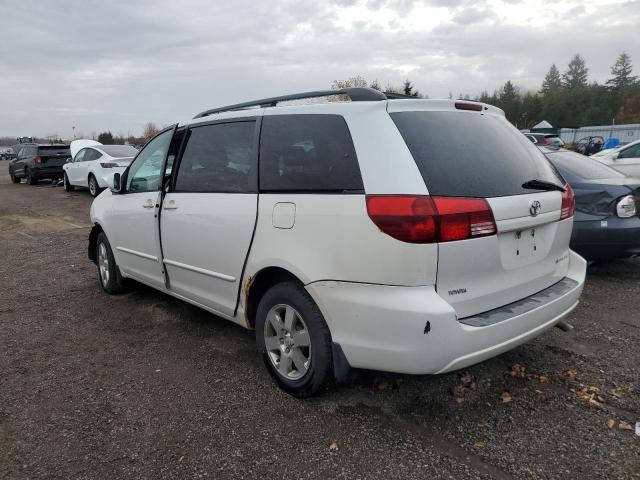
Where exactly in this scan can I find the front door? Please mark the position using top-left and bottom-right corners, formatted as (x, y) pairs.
(68, 148), (86, 184)
(105, 127), (176, 288)
(614, 143), (640, 177)
(160, 120), (259, 317)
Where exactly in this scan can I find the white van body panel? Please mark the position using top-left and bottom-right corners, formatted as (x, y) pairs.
(244, 194), (438, 287)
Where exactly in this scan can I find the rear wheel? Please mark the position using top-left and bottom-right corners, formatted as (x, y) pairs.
(63, 173), (75, 191)
(25, 168), (37, 185)
(88, 174), (100, 197)
(255, 281), (333, 397)
(10, 170), (20, 183)
(96, 232), (129, 294)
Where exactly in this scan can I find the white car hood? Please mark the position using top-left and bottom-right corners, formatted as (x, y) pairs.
(70, 139), (101, 158)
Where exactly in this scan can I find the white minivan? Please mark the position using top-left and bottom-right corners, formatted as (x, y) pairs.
(89, 88), (586, 397)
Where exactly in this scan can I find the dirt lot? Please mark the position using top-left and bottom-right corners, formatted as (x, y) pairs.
(0, 170), (638, 479)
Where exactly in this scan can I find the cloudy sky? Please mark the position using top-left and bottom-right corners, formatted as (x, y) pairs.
(1, 0), (639, 138)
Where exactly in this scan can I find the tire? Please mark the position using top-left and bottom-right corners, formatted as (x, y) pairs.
(96, 232), (129, 294)
(63, 173), (75, 191)
(255, 281), (333, 397)
(25, 168), (36, 185)
(88, 174), (100, 197)
(10, 170), (20, 183)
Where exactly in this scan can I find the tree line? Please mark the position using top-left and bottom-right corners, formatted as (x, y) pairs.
(333, 52), (640, 129)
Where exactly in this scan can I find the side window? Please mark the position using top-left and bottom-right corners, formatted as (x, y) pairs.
(84, 149), (102, 161)
(74, 149), (87, 163)
(619, 144), (640, 159)
(173, 122), (256, 193)
(259, 115), (363, 192)
(127, 129), (174, 193)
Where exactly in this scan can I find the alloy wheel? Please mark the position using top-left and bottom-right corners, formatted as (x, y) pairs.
(264, 304), (311, 380)
(98, 242), (110, 287)
(89, 177), (97, 196)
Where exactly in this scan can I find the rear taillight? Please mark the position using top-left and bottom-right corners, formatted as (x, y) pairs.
(366, 195), (496, 244)
(560, 184), (575, 220)
(33, 155), (41, 164)
(100, 162), (118, 168)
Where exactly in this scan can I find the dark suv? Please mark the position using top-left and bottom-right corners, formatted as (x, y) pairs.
(9, 144), (71, 184)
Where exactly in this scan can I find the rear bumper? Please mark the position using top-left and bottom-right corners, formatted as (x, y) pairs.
(306, 250), (586, 375)
(32, 166), (64, 179)
(571, 217), (640, 259)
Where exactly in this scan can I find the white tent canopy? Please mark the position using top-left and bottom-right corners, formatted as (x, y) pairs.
(532, 120), (553, 129)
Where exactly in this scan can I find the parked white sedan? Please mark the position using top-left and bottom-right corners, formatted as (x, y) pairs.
(63, 141), (139, 197)
(591, 139), (640, 177)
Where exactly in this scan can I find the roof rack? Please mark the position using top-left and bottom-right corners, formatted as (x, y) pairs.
(193, 87), (387, 119)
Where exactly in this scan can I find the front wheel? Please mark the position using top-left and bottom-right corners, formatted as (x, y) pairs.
(96, 232), (129, 294)
(255, 281), (333, 397)
(10, 169), (20, 183)
(63, 173), (75, 191)
(88, 174), (100, 197)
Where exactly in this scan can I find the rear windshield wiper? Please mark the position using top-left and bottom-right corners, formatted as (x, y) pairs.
(522, 179), (566, 192)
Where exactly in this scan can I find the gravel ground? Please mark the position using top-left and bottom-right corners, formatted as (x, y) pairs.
(0, 171), (638, 479)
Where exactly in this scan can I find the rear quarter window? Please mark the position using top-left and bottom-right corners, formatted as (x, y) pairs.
(259, 114), (363, 192)
(391, 111), (562, 197)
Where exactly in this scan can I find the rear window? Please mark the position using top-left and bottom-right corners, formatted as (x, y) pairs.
(547, 151), (625, 182)
(259, 115), (363, 192)
(390, 111), (562, 197)
(38, 145), (70, 156)
(99, 145), (138, 157)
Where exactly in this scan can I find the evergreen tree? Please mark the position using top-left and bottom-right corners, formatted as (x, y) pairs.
(97, 131), (114, 144)
(562, 54), (588, 89)
(606, 52), (637, 90)
(541, 64), (562, 94)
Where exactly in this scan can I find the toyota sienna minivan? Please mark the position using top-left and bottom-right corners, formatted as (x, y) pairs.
(88, 88), (586, 397)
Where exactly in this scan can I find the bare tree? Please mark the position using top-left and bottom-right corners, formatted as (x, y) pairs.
(143, 122), (159, 140)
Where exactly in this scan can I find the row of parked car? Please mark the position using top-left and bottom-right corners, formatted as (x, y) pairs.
(8, 141), (139, 196)
(7, 88), (639, 396)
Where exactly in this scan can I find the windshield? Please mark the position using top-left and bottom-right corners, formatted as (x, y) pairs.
(547, 151), (625, 182)
(99, 145), (138, 157)
(391, 111), (562, 197)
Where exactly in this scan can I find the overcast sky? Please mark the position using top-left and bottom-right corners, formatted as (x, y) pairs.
(1, 0), (639, 138)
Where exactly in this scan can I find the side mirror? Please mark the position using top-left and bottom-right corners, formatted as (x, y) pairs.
(110, 172), (122, 194)
(612, 152), (619, 160)
(66, 158), (72, 163)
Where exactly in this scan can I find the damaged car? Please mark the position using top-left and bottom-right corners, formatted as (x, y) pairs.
(88, 88), (587, 397)
(540, 146), (640, 260)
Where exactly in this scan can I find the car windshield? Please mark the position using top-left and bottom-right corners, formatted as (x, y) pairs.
(547, 150), (626, 181)
(99, 145), (138, 158)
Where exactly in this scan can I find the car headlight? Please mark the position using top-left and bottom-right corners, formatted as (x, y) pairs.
(616, 195), (637, 218)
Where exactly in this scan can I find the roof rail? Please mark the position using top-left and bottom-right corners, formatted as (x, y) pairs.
(384, 92), (419, 99)
(193, 87), (387, 119)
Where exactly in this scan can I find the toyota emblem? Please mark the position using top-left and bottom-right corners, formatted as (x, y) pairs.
(530, 200), (541, 217)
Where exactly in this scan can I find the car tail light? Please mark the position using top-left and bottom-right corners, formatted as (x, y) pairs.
(366, 195), (496, 244)
(33, 155), (41, 164)
(560, 184), (575, 220)
(616, 195), (637, 218)
(100, 162), (118, 168)
(454, 102), (483, 112)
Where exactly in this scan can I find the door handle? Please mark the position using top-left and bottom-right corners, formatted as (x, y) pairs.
(163, 200), (178, 210)
(142, 200), (155, 209)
